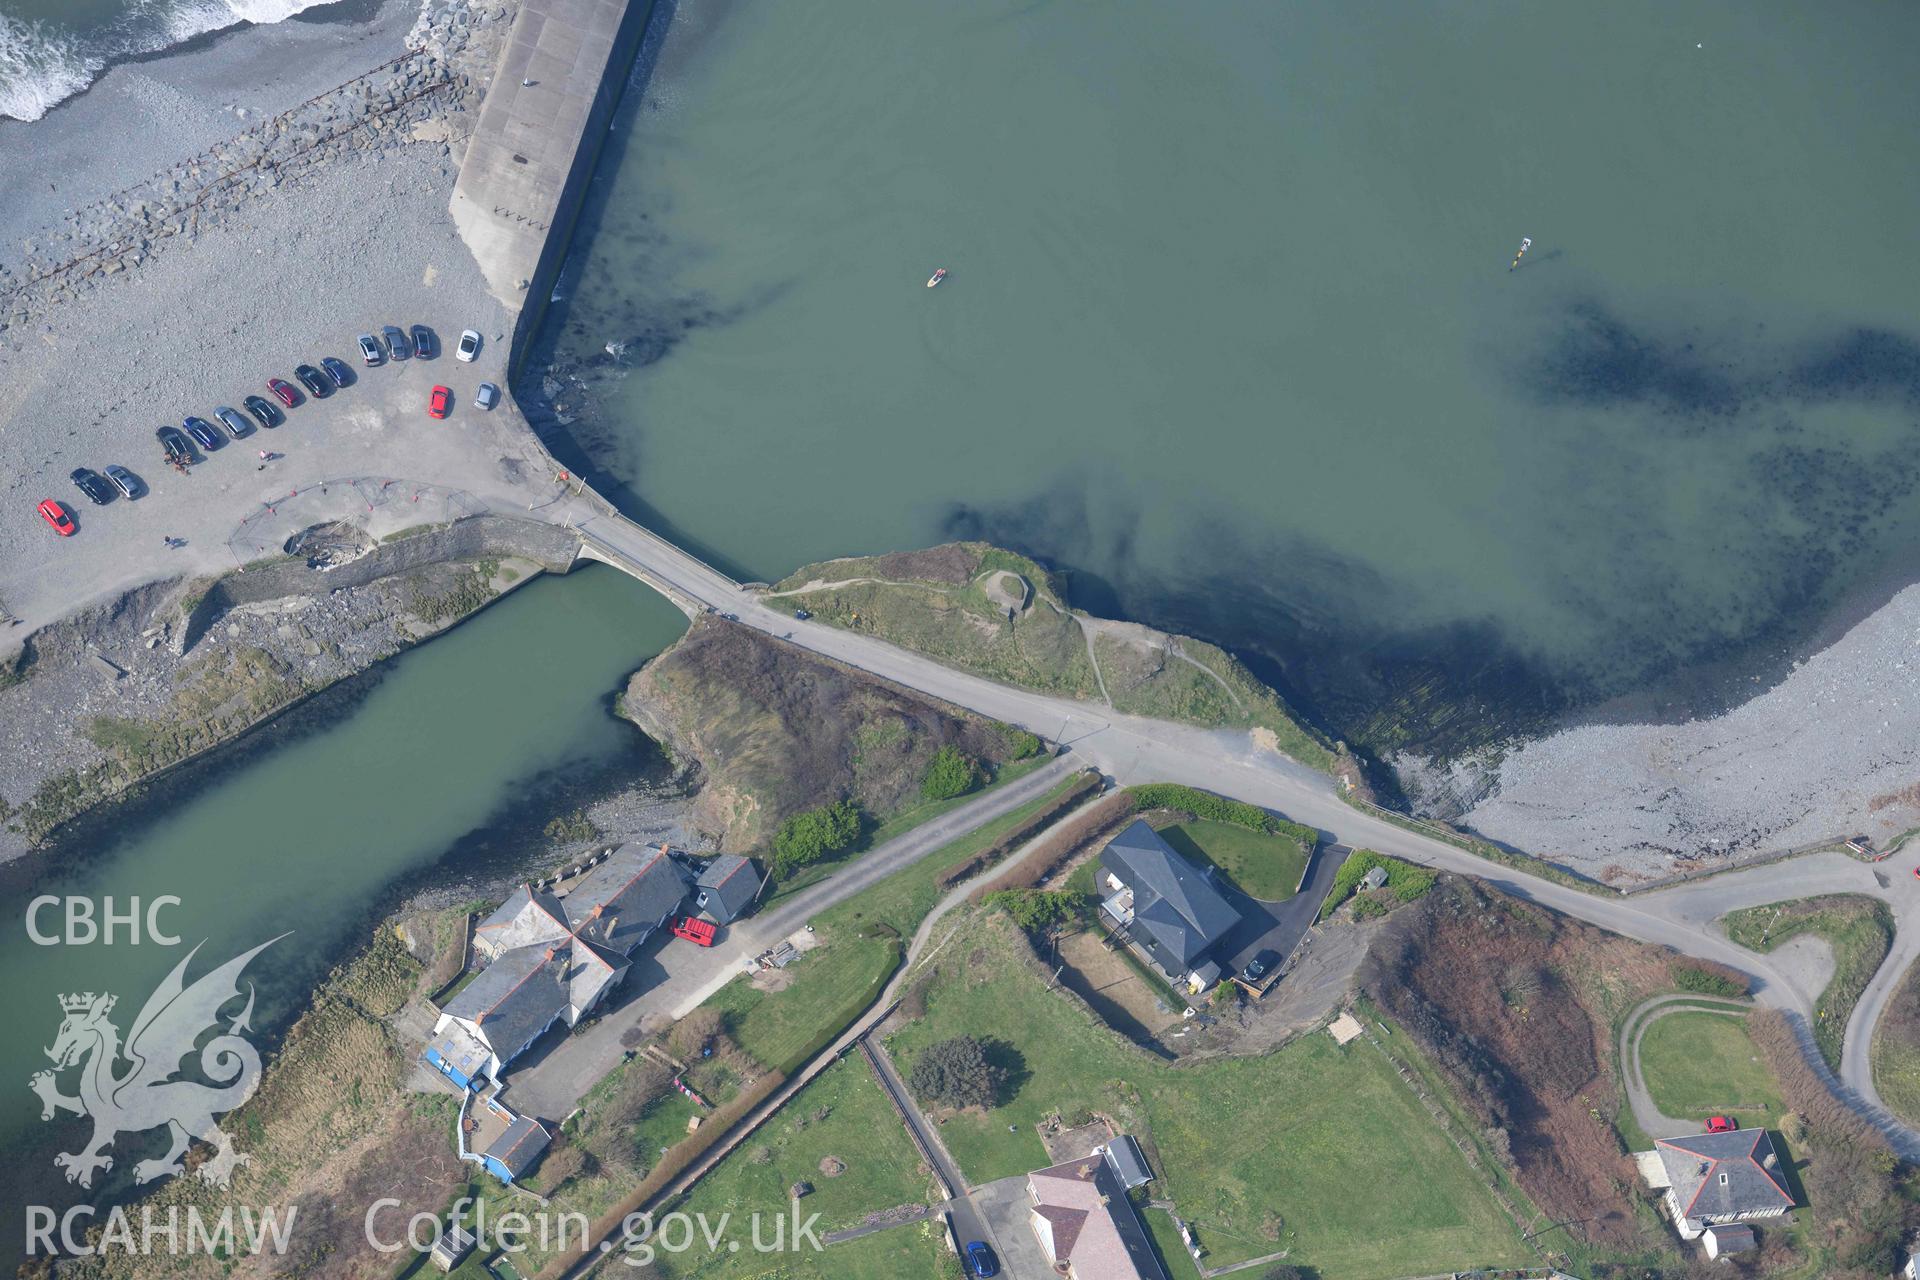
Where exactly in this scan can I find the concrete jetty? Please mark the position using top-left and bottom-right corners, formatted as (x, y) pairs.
(451, 0), (656, 364)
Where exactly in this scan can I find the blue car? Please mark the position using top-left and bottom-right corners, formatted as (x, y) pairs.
(965, 1241), (998, 1278)
(183, 416), (223, 450)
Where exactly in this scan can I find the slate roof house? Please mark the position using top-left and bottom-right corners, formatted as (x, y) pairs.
(1098, 820), (1242, 986)
(1027, 1147), (1169, 1280)
(481, 1114), (552, 1184)
(694, 854), (761, 924)
(425, 843), (690, 1087)
(1638, 1128), (1794, 1239)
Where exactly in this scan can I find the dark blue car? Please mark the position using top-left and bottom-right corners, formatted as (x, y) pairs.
(183, 417), (223, 450)
(965, 1241), (998, 1277)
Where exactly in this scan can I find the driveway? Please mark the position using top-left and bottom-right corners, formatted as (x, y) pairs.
(1213, 839), (1347, 979)
(968, 1175), (1053, 1279)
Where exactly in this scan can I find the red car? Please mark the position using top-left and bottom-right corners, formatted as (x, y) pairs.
(38, 499), (76, 536)
(268, 377), (299, 407)
(1705, 1116), (1737, 1133)
(427, 385), (452, 419)
(670, 917), (716, 947)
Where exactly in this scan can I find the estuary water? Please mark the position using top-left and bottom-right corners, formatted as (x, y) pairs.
(0, 567), (685, 1253)
(527, 0), (1920, 755)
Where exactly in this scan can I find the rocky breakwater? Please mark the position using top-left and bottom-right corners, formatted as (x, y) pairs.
(0, 0), (515, 336)
(0, 514), (579, 861)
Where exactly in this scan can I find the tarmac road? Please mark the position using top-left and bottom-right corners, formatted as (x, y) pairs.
(550, 503), (1920, 1152)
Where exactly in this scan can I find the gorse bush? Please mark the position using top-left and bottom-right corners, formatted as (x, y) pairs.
(769, 800), (862, 877)
(1672, 961), (1751, 998)
(984, 888), (1085, 934)
(920, 745), (981, 802)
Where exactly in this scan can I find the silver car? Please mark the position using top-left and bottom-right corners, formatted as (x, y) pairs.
(358, 334), (384, 366)
(381, 325), (411, 360)
(104, 465), (140, 499)
(214, 406), (253, 439)
(475, 381), (500, 410)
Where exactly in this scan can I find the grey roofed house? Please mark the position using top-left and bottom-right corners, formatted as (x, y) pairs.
(1653, 1129), (1794, 1232)
(1098, 819), (1242, 975)
(439, 937), (627, 1073)
(695, 854), (760, 923)
(562, 843), (692, 955)
(472, 884), (571, 960)
(482, 1114), (552, 1182)
(1101, 1134), (1154, 1190)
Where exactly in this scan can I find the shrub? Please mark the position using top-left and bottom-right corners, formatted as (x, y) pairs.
(1672, 960), (1751, 998)
(1319, 850), (1437, 920)
(1351, 894), (1389, 920)
(921, 745), (981, 802)
(908, 1035), (1008, 1110)
(984, 888), (1085, 934)
(998, 724), (1043, 759)
(957, 776), (1116, 895)
(769, 800), (862, 877)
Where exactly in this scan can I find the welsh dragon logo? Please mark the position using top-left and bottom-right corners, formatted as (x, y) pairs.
(29, 937), (282, 1190)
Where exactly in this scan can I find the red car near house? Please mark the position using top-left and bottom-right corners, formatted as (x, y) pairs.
(671, 916), (716, 946)
(1705, 1116), (1737, 1133)
(428, 385), (452, 419)
(38, 499), (76, 536)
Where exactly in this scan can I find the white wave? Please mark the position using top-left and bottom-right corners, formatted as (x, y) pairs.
(0, 12), (102, 122)
(0, 0), (341, 124)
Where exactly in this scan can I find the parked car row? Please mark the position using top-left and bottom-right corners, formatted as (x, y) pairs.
(39, 323), (490, 537)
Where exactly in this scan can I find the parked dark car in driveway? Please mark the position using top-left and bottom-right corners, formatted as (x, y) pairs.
(409, 324), (435, 358)
(157, 425), (194, 466)
(1240, 949), (1281, 984)
(184, 417), (223, 450)
(294, 363), (330, 397)
(244, 395), (282, 428)
(70, 468), (114, 505)
(321, 356), (353, 388)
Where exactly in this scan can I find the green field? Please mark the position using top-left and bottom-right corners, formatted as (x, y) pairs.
(1639, 1009), (1786, 1129)
(708, 774), (1090, 1073)
(1159, 818), (1307, 900)
(883, 920), (1529, 1276)
(646, 1057), (940, 1280)
(1721, 895), (1893, 1069)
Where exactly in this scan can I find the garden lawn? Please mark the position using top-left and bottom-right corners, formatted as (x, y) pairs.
(1159, 818), (1307, 900)
(884, 920), (1529, 1277)
(1721, 895), (1893, 1069)
(708, 774), (1091, 1073)
(1639, 1010), (1786, 1129)
(648, 1058), (946, 1278)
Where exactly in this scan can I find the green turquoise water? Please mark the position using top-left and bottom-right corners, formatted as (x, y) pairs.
(0, 567), (685, 1246)
(528, 0), (1920, 751)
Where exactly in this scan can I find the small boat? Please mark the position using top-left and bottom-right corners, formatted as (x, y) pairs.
(926, 267), (947, 288)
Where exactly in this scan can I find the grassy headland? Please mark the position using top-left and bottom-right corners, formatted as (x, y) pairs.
(762, 541), (1340, 773)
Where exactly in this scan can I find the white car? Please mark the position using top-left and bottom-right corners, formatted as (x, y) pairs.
(456, 329), (482, 362)
(475, 382), (500, 410)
